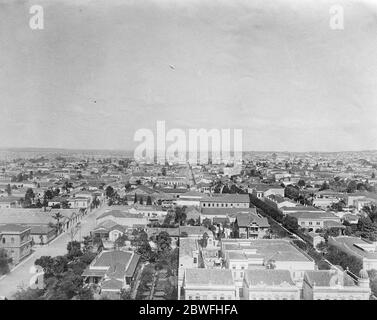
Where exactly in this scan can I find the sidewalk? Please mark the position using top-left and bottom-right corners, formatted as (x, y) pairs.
(0, 204), (107, 299)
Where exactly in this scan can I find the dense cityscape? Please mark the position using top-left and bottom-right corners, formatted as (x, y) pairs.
(1, 148), (377, 300)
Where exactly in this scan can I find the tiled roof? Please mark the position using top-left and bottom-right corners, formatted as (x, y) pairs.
(185, 268), (234, 286)
(201, 207), (256, 216)
(0, 223), (30, 233)
(236, 212), (270, 228)
(200, 194), (250, 203)
(244, 269), (295, 286)
(305, 270), (356, 287)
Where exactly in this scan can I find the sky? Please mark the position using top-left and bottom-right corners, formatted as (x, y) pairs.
(0, 0), (377, 152)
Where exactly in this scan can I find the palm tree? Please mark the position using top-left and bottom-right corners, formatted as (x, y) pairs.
(49, 211), (64, 235)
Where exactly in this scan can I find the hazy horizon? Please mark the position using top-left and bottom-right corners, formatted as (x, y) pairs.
(1, 0), (377, 152)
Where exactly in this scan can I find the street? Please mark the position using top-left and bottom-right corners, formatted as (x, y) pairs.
(0, 204), (109, 299)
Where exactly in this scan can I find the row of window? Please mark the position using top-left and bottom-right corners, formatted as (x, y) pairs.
(1, 237), (15, 244)
(300, 221), (321, 226)
(202, 202), (247, 207)
(188, 295), (233, 300)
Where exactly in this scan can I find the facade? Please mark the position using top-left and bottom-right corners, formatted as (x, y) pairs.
(287, 211), (342, 232)
(183, 268), (237, 300)
(242, 269), (300, 300)
(0, 224), (32, 265)
(221, 238), (315, 296)
(175, 191), (208, 207)
(234, 212), (270, 239)
(302, 268), (371, 300)
(200, 207), (257, 223)
(200, 194), (250, 209)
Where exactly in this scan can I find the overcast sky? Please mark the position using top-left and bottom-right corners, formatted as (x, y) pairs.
(0, 0), (377, 152)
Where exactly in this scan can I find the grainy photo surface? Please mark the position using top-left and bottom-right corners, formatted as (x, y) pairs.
(0, 0), (377, 304)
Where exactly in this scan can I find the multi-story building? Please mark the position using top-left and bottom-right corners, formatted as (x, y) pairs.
(0, 224), (32, 265)
(302, 267), (371, 300)
(183, 268), (237, 300)
(200, 194), (250, 209)
(233, 212), (270, 239)
(178, 238), (199, 300)
(242, 269), (300, 300)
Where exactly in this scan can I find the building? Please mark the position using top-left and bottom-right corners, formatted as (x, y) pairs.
(221, 238), (315, 297)
(175, 191), (208, 207)
(328, 236), (377, 270)
(0, 196), (21, 209)
(233, 212), (270, 239)
(200, 207), (257, 223)
(178, 238), (199, 299)
(265, 194), (297, 210)
(249, 185), (285, 199)
(242, 269), (300, 300)
(183, 268), (237, 300)
(0, 224), (32, 265)
(82, 250), (140, 295)
(200, 194), (250, 209)
(302, 267), (371, 300)
(287, 211), (342, 232)
(92, 220), (127, 242)
(96, 209), (149, 228)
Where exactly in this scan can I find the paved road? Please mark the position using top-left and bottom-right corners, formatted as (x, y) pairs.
(0, 204), (108, 299)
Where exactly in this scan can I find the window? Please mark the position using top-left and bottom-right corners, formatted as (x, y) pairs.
(2, 238), (5, 244)
(193, 257), (197, 264)
(195, 295), (200, 300)
(308, 222), (313, 225)
(316, 222), (320, 225)
(188, 296), (192, 300)
(203, 203), (206, 207)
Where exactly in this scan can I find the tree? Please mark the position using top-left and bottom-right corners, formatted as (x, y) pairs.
(363, 205), (377, 223)
(282, 215), (298, 232)
(297, 179), (306, 188)
(156, 231), (172, 253)
(347, 180), (358, 193)
(49, 211), (64, 235)
(174, 207), (187, 225)
(146, 196), (152, 205)
(66, 241), (83, 260)
(34, 256), (55, 278)
(0, 249), (12, 275)
(284, 185), (299, 200)
(13, 287), (44, 300)
(105, 186), (115, 198)
(319, 182), (330, 191)
(44, 189), (54, 200)
(198, 232), (209, 248)
(5, 184), (11, 196)
(23, 188), (35, 207)
(139, 196), (144, 205)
